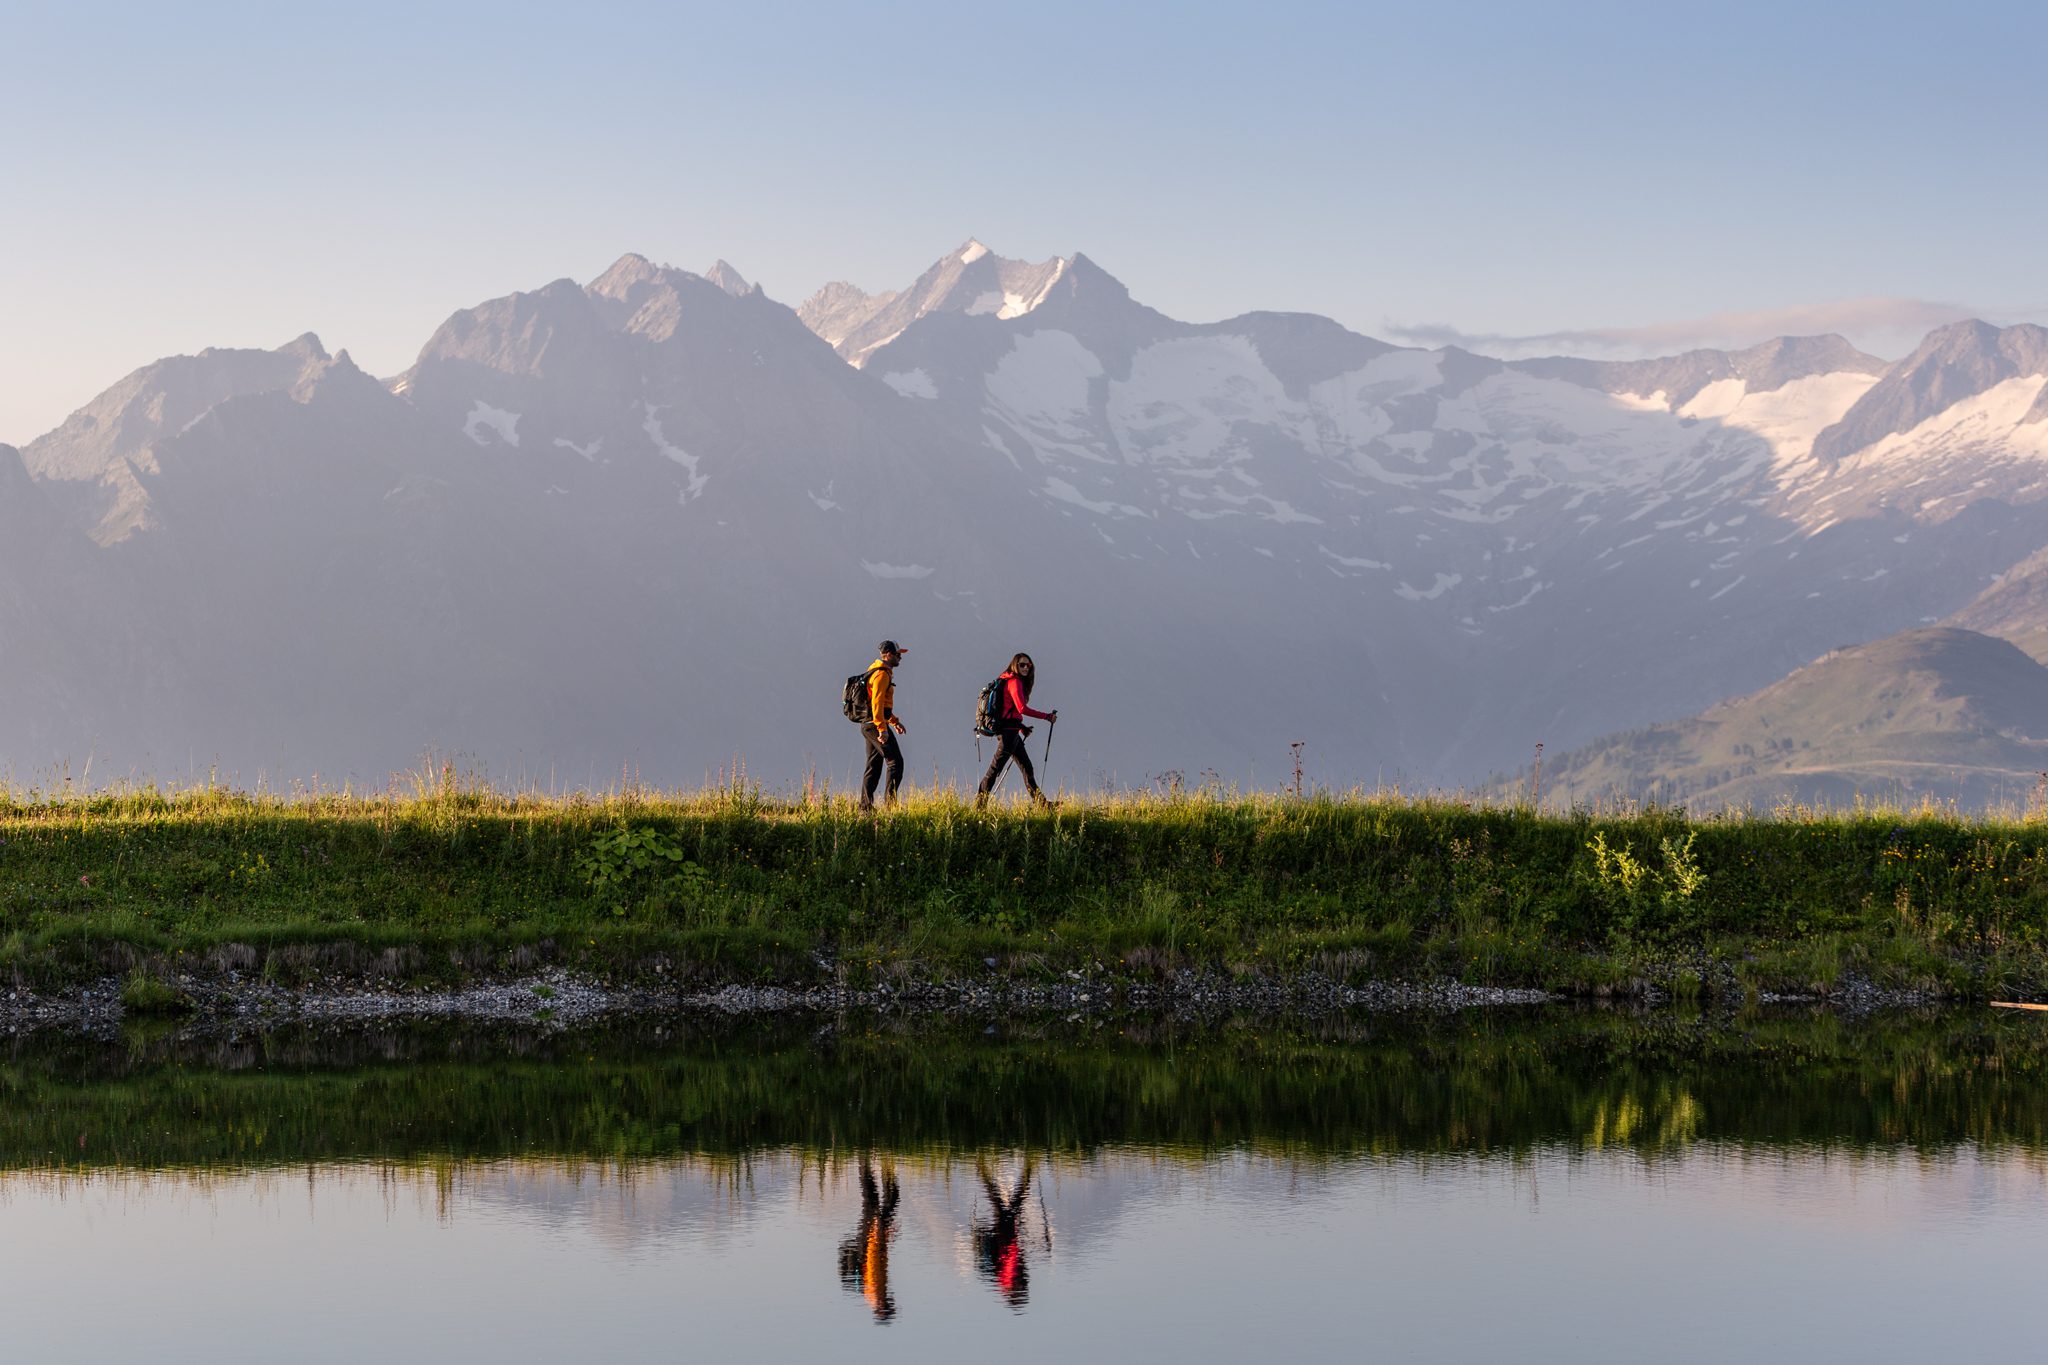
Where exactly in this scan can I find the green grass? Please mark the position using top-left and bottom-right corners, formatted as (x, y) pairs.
(117, 968), (193, 1015)
(6, 775), (2048, 996)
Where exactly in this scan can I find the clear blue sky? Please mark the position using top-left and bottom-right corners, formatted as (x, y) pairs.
(4, 0), (2044, 443)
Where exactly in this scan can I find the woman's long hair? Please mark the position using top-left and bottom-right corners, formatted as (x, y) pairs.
(1005, 652), (1035, 702)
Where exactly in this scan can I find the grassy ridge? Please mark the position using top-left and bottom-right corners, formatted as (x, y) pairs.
(5, 780), (2048, 996)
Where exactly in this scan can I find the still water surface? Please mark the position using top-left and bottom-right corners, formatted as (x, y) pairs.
(5, 1011), (2046, 1362)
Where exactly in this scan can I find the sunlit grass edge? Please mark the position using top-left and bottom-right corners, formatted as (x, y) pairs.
(6, 768), (2048, 999)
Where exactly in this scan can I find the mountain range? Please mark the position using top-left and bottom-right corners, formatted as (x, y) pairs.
(6, 238), (2048, 798)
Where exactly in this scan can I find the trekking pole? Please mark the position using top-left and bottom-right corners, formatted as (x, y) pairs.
(1044, 715), (1056, 766)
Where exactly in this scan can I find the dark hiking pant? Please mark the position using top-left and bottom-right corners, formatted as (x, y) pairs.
(978, 728), (1038, 796)
(861, 728), (904, 809)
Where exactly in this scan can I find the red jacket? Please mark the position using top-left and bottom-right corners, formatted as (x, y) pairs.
(1000, 672), (1054, 724)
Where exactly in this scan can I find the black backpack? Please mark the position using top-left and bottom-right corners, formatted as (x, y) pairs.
(973, 676), (1006, 737)
(843, 666), (882, 725)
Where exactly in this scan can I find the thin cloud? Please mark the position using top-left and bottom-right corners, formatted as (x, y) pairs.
(1386, 297), (1987, 358)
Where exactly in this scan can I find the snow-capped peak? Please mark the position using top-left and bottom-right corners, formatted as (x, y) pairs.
(799, 239), (1078, 365)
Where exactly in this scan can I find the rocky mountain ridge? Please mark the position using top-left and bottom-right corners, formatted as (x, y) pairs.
(7, 240), (2048, 798)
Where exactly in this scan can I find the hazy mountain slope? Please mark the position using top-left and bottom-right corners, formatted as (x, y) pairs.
(1944, 543), (2048, 663)
(1522, 628), (2048, 810)
(0, 444), (144, 775)
(2, 253), (1374, 786)
(21, 334), (330, 543)
(11, 240), (2048, 796)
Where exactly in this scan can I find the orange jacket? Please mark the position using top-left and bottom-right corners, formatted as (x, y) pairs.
(867, 660), (898, 734)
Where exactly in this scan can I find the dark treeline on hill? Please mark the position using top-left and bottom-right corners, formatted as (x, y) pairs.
(9, 786), (2048, 998)
(7, 245), (2048, 800)
(8, 1011), (2048, 1170)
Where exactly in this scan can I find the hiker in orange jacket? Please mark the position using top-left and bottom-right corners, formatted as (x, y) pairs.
(859, 640), (907, 813)
(977, 652), (1056, 809)
(837, 1159), (901, 1321)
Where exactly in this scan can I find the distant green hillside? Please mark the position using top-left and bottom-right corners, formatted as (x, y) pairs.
(1519, 627), (2048, 810)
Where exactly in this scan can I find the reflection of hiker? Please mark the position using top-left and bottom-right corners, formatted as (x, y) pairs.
(837, 1159), (901, 1322)
(976, 653), (1057, 809)
(973, 1158), (1035, 1309)
(854, 640), (908, 814)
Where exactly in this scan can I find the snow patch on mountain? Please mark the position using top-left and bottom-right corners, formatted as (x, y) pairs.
(1320, 546), (1391, 571)
(861, 560), (934, 579)
(1396, 572), (1463, 601)
(642, 405), (708, 500)
(1799, 376), (2048, 524)
(1043, 477), (1150, 518)
(1003, 260), (1066, 318)
(882, 369), (938, 400)
(1487, 580), (1550, 613)
(1677, 378), (1749, 420)
(1299, 351), (1441, 452)
(986, 331), (1104, 435)
(463, 402), (521, 447)
(1109, 335), (1306, 473)
(1859, 376), (2048, 466)
(1713, 372), (1882, 466)
(970, 322), (1881, 551)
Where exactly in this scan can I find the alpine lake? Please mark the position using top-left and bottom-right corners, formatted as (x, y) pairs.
(7, 1005), (2047, 1362)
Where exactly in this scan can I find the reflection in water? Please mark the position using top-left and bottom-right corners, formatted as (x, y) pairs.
(838, 1159), (902, 1321)
(15, 1010), (2048, 1168)
(9, 1145), (2048, 1359)
(9, 1011), (2048, 1356)
(973, 1158), (1037, 1309)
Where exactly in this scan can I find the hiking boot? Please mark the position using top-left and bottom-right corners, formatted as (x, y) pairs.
(975, 792), (989, 811)
(1030, 790), (1054, 811)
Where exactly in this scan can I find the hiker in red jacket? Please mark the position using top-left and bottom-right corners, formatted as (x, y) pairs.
(974, 1158), (1035, 1310)
(977, 652), (1057, 809)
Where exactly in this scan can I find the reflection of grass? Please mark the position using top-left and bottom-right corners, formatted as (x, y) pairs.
(8, 1011), (2048, 1172)
(6, 780), (2048, 996)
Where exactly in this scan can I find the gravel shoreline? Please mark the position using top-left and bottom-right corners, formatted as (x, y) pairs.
(0, 969), (1549, 1034)
(0, 965), (1960, 1036)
